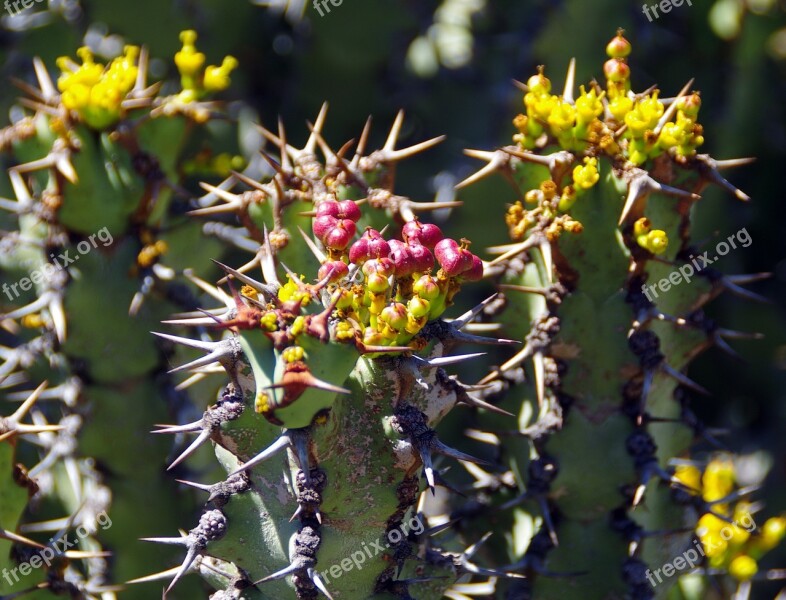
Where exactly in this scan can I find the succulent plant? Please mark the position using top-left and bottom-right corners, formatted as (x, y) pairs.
(455, 29), (770, 600)
(1, 13), (782, 600)
(0, 30), (239, 597)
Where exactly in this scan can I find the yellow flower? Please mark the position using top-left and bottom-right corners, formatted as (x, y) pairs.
(57, 45), (139, 129)
(174, 30), (237, 100)
(572, 157), (600, 190)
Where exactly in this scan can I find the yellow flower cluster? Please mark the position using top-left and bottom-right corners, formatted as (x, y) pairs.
(57, 46), (139, 129)
(514, 72), (605, 152)
(675, 457), (786, 581)
(512, 31), (705, 166)
(633, 217), (668, 254)
(505, 157), (599, 240)
(175, 30), (238, 102)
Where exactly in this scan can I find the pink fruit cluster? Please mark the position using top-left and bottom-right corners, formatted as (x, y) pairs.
(313, 199), (483, 282)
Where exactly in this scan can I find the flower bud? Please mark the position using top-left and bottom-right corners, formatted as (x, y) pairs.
(413, 274), (440, 300)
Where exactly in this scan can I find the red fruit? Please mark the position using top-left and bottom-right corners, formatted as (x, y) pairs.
(349, 237), (369, 264)
(316, 201), (340, 218)
(338, 199), (361, 222)
(402, 220), (443, 248)
(323, 219), (356, 250)
(408, 243), (434, 273)
(313, 214), (338, 240)
(435, 238), (472, 276)
(388, 240), (415, 276)
(350, 228), (390, 263)
(317, 260), (349, 282)
(462, 254), (484, 281)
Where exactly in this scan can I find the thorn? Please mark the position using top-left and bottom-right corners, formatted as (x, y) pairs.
(385, 136), (446, 162)
(563, 58), (576, 103)
(512, 78), (529, 93)
(538, 241), (553, 284)
(167, 428), (212, 471)
(449, 294), (499, 330)
(229, 433), (292, 477)
(152, 332), (221, 352)
(619, 170), (700, 225)
(532, 352), (545, 408)
(695, 154), (751, 201)
(653, 79), (694, 137)
(308, 568), (334, 599)
(458, 392), (515, 417)
(298, 227), (327, 263)
(503, 147), (575, 183)
(167, 344), (234, 374)
(163, 544), (200, 597)
(456, 149), (509, 189)
(720, 276), (770, 304)
(174, 479), (213, 493)
(383, 110), (405, 152)
(412, 353), (486, 369)
(152, 420), (204, 435)
(211, 259), (276, 296)
(253, 562), (300, 585)
(661, 363), (709, 395)
(32, 57), (56, 101)
(304, 102), (329, 156)
(713, 157), (756, 169)
(127, 566), (182, 585)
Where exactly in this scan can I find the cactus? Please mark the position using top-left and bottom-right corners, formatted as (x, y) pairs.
(144, 107), (519, 599)
(1, 11), (782, 600)
(0, 30), (239, 597)
(456, 30), (771, 599)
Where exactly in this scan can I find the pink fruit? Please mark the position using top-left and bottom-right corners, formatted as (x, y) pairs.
(402, 220), (443, 248)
